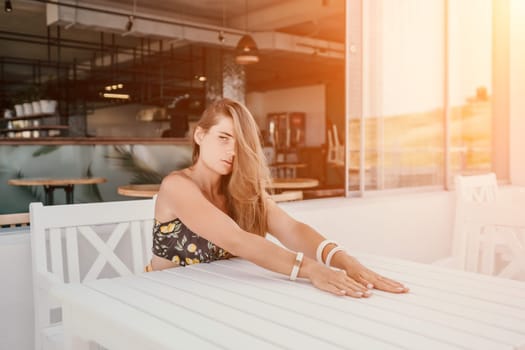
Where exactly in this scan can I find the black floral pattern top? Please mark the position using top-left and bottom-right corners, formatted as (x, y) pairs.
(152, 218), (233, 266)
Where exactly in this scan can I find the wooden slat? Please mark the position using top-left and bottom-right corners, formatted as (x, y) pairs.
(87, 279), (297, 350)
(157, 268), (507, 350)
(142, 220), (153, 263)
(138, 273), (407, 350)
(53, 255), (525, 350)
(37, 199), (154, 229)
(79, 225), (131, 281)
(49, 228), (64, 282)
(129, 221), (144, 274)
(355, 254), (525, 298)
(346, 264), (525, 329)
(52, 284), (219, 350)
(182, 261), (521, 350)
(164, 263), (525, 348)
(360, 261), (525, 311)
(65, 227), (80, 283)
(230, 259), (525, 332)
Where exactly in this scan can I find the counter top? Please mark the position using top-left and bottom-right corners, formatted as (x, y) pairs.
(0, 137), (192, 145)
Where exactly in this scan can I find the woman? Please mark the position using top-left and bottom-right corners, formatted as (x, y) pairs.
(152, 98), (408, 298)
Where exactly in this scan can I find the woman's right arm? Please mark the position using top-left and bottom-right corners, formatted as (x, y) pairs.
(155, 174), (371, 298)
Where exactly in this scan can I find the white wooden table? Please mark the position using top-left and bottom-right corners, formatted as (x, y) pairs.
(52, 255), (525, 350)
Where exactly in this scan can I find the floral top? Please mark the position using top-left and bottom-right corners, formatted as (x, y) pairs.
(152, 218), (233, 266)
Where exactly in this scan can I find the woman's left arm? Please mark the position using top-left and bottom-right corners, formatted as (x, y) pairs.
(266, 198), (409, 294)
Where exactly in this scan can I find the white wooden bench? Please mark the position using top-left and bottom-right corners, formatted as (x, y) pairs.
(30, 199), (155, 350)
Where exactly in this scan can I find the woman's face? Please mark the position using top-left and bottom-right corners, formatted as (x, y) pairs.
(195, 115), (236, 175)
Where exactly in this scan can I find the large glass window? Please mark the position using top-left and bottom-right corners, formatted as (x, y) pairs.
(346, 0), (495, 194)
(448, 0), (493, 183)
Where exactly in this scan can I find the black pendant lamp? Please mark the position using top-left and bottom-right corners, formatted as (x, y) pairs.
(235, 0), (259, 64)
(235, 34), (259, 64)
(5, 0), (13, 12)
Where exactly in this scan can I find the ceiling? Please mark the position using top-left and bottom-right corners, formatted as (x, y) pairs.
(0, 0), (345, 108)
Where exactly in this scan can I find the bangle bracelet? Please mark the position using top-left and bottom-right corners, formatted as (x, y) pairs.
(315, 239), (338, 264)
(289, 252), (304, 281)
(325, 246), (346, 267)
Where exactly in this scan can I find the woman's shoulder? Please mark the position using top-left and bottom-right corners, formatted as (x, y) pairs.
(161, 169), (193, 189)
(155, 170), (196, 222)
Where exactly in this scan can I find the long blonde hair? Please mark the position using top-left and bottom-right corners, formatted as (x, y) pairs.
(192, 98), (270, 237)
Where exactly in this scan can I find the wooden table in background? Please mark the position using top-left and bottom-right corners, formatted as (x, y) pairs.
(118, 179), (319, 197)
(117, 180), (318, 203)
(8, 177), (106, 205)
(267, 177), (319, 190)
(117, 184), (160, 198)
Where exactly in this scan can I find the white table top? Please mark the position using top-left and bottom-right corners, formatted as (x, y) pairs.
(53, 255), (525, 350)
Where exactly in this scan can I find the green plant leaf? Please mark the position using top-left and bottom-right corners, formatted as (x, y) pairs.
(32, 146), (59, 157)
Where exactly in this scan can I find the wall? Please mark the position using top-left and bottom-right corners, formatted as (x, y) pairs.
(510, 0), (525, 185)
(279, 191), (454, 263)
(0, 191), (455, 350)
(87, 104), (168, 137)
(246, 84), (326, 147)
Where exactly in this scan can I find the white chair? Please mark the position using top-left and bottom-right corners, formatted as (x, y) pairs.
(30, 199), (155, 350)
(434, 173), (498, 271)
(435, 173), (525, 280)
(477, 219), (525, 279)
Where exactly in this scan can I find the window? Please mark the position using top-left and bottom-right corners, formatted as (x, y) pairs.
(346, 0), (497, 194)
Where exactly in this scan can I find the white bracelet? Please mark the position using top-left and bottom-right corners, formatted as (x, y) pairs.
(325, 246), (346, 267)
(289, 252), (304, 281)
(316, 239), (338, 264)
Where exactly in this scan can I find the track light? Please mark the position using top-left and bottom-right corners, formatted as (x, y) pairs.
(5, 0), (12, 13)
(126, 15), (134, 31)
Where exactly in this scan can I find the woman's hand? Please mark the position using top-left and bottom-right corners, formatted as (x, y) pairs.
(302, 256), (408, 298)
(305, 261), (373, 298)
(341, 256), (409, 294)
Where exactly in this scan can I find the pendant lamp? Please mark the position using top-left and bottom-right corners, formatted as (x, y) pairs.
(235, 1), (259, 64)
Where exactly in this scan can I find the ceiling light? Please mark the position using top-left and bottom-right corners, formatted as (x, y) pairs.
(4, 0), (12, 12)
(235, 34), (259, 64)
(235, 0), (259, 65)
(117, 83), (123, 89)
(103, 93), (130, 100)
(218, 31), (225, 43)
(126, 15), (134, 32)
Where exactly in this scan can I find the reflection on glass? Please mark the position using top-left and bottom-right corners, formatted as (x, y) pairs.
(350, 0), (445, 191)
(349, 0), (492, 192)
(449, 0), (492, 182)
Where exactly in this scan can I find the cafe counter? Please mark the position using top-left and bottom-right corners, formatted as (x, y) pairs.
(0, 138), (193, 214)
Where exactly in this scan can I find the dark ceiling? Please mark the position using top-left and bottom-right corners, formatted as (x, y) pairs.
(0, 0), (345, 109)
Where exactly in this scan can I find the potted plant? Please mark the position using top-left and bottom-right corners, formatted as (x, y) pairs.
(12, 90), (26, 117)
(39, 82), (58, 114)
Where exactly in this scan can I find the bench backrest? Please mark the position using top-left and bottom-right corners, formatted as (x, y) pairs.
(30, 199), (154, 349)
(452, 173), (498, 270)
